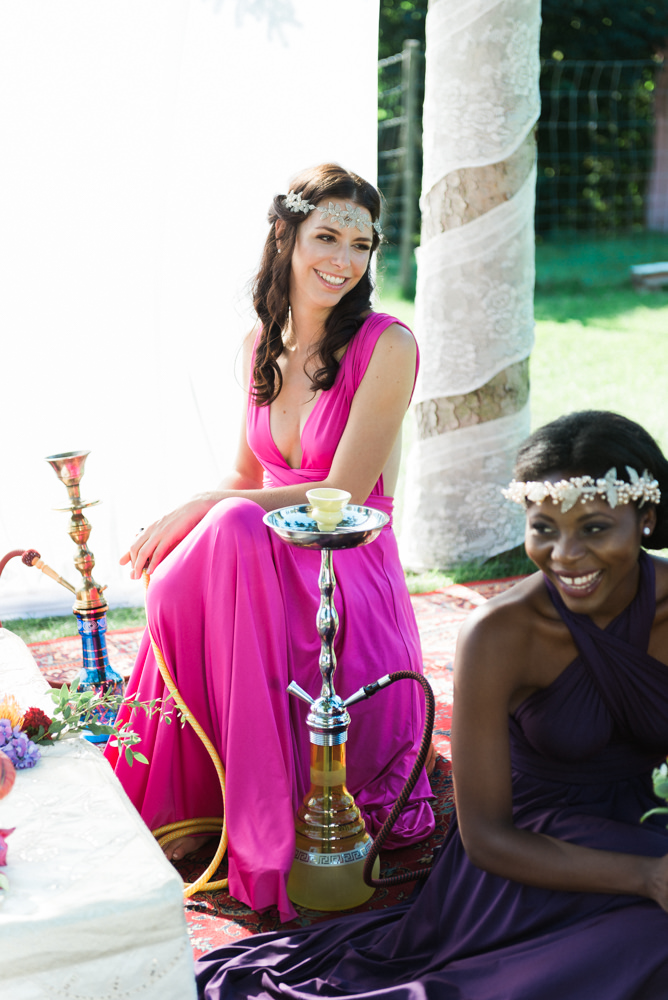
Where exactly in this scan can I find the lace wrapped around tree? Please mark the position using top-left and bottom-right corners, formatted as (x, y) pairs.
(401, 0), (542, 569)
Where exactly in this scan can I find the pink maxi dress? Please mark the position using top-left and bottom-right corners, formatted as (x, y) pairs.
(105, 312), (435, 921)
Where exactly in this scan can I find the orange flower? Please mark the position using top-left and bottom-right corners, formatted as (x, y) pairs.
(0, 695), (23, 729)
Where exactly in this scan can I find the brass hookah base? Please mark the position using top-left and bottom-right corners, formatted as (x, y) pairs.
(287, 700), (380, 911)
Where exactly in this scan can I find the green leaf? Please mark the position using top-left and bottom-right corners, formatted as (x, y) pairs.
(86, 723), (115, 736)
(640, 806), (668, 823)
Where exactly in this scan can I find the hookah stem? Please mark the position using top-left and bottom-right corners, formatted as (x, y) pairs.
(362, 671), (435, 889)
(319, 546), (337, 699)
(323, 743), (333, 852)
(318, 544), (336, 852)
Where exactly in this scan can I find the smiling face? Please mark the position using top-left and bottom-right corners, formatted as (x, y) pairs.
(525, 487), (656, 623)
(287, 199), (373, 314)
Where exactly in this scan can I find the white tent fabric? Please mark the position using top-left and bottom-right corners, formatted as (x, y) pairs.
(0, 0), (380, 619)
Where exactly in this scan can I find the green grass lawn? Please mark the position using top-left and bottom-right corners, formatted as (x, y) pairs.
(530, 233), (668, 446)
(6, 233), (668, 638)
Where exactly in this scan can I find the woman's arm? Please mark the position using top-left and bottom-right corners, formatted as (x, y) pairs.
(451, 601), (668, 911)
(121, 322), (416, 578)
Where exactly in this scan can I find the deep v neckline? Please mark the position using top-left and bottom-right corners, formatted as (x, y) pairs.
(268, 388), (325, 469)
(267, 342), (351, 468)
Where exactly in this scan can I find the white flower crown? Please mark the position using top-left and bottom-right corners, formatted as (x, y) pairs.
(283, 190), (383, 237)
(502, 466), (661, 513)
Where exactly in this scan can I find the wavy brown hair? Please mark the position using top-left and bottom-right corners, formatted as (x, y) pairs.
(251, 163), (382, 406)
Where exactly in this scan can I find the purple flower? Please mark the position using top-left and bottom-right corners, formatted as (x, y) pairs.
(0, 723), (40, 770)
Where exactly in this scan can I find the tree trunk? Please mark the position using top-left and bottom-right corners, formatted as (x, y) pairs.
(645, 52), (668, 232)
(401, 0), (542, 571)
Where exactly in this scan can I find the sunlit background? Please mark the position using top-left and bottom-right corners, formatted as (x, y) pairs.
(0, 0), (380, 617)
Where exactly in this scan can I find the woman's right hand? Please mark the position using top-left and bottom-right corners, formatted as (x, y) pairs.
(119, 496), (218, 579)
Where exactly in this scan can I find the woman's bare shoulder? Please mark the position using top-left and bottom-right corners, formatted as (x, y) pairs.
(455, 573), (556, 674)
(372, 319), (416, 353)
(239, 326), (262, 387)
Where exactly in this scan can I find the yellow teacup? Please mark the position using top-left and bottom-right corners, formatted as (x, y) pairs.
(306, 488), (352, 532)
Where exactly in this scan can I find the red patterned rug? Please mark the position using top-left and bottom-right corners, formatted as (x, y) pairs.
(28, 577), (523, 958)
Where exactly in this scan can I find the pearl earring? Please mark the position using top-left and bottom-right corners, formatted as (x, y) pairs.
(643, 526), (652, 536)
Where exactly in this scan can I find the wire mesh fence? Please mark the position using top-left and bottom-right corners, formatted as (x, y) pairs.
(378, 40), (423, 295)
(537, 58), (665, 234)
(378, 50), (667, 250)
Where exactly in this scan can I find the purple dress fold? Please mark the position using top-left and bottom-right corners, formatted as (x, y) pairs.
(195, 550), (668, 999)
(105, 312), (435, 921)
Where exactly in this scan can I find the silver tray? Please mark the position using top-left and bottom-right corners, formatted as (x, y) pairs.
(263, 504), (389, 550)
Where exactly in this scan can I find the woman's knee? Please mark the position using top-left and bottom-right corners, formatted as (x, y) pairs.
(204, 496), (266, 539)
(147, 496), (266, 616)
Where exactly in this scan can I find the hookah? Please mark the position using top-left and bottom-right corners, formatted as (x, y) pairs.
(38, 450), (124, 738)
(265, 489), (435, 911)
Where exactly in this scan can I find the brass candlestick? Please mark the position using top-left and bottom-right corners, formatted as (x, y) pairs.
(45, 450), (123, 739)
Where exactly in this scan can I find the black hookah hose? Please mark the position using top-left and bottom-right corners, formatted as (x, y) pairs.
(355, 670), (436, 889)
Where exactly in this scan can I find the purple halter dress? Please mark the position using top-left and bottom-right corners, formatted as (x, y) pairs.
(105, 313), (434, 921)
(195, 550), (668, 999)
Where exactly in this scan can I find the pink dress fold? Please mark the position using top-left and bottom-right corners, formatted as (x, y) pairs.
(105, 312), (435, 921)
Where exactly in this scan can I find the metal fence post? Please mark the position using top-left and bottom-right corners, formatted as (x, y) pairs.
(400, 39), (421, 297)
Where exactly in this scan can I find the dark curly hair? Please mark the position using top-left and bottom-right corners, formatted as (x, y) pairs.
(514, 410), (668, 549)
(250, 163), (382, 406)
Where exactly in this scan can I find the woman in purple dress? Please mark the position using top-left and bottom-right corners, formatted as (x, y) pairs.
(195, 410), (668, 999)
(106, 163), (435, 921)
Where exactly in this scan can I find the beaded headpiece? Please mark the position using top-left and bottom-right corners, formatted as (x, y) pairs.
(283, 190), (383, 237)
(502, 466), (661, 513)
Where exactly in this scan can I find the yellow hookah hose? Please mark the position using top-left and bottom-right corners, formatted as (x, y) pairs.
(142, 571), (229, 896)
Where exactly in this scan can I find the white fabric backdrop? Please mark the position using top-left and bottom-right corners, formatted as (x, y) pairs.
(0, 0), (380, 619)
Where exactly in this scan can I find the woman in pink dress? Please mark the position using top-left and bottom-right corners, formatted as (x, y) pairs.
(105, 163), (435, 921)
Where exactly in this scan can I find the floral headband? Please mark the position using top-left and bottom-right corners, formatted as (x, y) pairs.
(283, 190), (383, 237)
(502, 466), (661, 513)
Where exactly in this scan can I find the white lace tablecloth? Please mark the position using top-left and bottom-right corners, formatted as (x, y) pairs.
(0, 628), (197, 1000)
